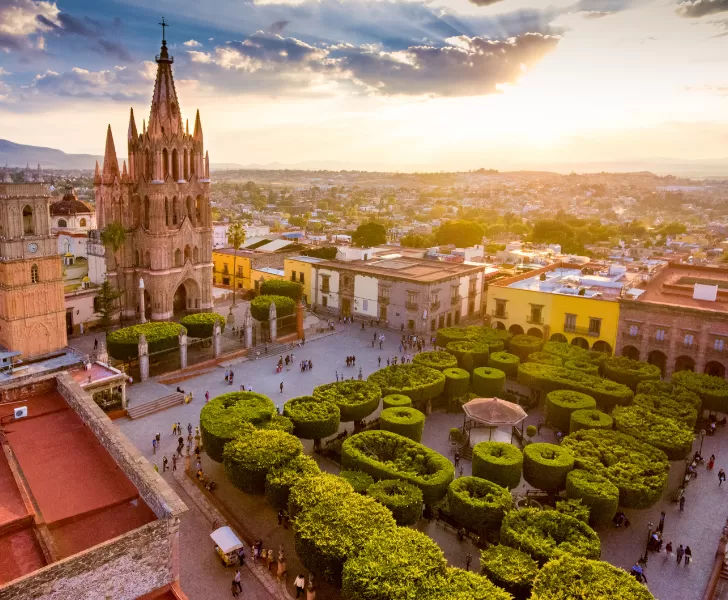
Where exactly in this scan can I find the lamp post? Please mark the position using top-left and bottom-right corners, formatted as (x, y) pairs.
(700, 429), (707, 455)
(641, 520), (655, 564)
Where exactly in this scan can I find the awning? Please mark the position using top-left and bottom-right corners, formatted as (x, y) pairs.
(210, 526), (242, 553)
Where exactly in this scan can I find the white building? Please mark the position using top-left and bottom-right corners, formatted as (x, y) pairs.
(50, 190), (96, 259)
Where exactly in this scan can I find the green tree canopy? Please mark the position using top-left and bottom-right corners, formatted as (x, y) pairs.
(352, 221), (387, 247)
(435, 220), (485, 247)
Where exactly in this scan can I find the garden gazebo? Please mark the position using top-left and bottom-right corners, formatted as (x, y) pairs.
(462, 397), (528, 443)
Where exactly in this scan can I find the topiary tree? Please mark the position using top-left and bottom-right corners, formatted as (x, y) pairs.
(294, 493), (397, 586)
(368, 364), (446, 410)
(555, 498), (590, 523)
(561, 429), (669, 509)
(200, 391), (276, 462)
(523, 443), (574, 494)
(313, 380), (381, 432)
(260, 279), (303, 301)
(260, 414), (295, 434)
(382, 394), (413, 409)
(546, 390), (597, 432)
(179, 312), (226, 338)
(423, 567), (513, 600)
(339, 470), (374, 493)
(446, 340), (490, 370)
(500, 508), (601, 565)
(527, 352), (563, 367)
(602, 356), (661, 390)
(283, 395), (340, 450)
(569, 409), (613, 433)
(480, 545), (538, 600)
(472, 441), (523, 489)
(107, 322), (186, 360)
(250, 295), (296, 321)
(413, 350), (459, 372)
(265, 454), (320, 510)
(541, 341), (590, 363)
(367, 479), (423, 525)
(288, 472), (354, 518)
(379, 406), (426, 442)
(223, 428), (303, 494)
(489, 351), (520, 378)
(563, 360), (600, 376)
(632, 391), (699, 428)
(508, 334), (543, 362)
(672, 370), (728, 413)
(447, 476), (513, 535)
(472, 367), (506, 397)
(530, 555), (655, 600)
(565, 469), (619, 527)
(443, 368), (470, 401)
(612, 405), (694, 460)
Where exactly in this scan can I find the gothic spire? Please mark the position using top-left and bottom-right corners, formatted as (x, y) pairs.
(193, 109), (203, 142)
(128, 107), (138, 141)
(94, 161), (101, 184)
(121, 160), (128, 182)
(102, 125), (120, 180)
(148, 30), (181, 140)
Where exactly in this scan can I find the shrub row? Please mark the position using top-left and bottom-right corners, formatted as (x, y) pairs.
(447, 476), (513, 535)
(602, 356), (661, 390)
(527, 352), (563, 367)
(546, 390), (596, 432)
(489, 351), (520, 378)
(443, 368), (470, 399)
(107, 322), (185, 360)
(612, 405), (694, 460)
(472, 367), (506, 397)
(382, 394), (412, 409)
(672, 370), (728, 413)
(569, 409), (613, 433)
(313, 380), (381, 423)
(472, 441), (523, 490)
(563, 360), (600, 376)
(480, 545), (538, 600)
(368, 364), (446, 405)
(508, 334), (543, 361)
(259, 279), (303, 301)
(413, 350), (459, 371)
(179, 312), (226, 338)
(338, 470), (374, 493)
(283, 396), (340, 444)
(565, 469), (619, 527)
(250, 294), (296, 321)
(380, 406), (426, 442)
(367, 479), (423, 525)
(445, 340), (490, 371)
(265, 454), (320, 510)
(523, 443), (574, 493)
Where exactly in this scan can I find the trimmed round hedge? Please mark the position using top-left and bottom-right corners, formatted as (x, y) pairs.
(445, 340), (490, 370)
(264, 454), (320, 510)
(565, 469), (619, 527)
(413, 350), (459, 372)
(480, 545), (538, 600)
(508, 334), (543, 362)
(294, 493), (397, 586)
(541, 341), (590, 363)
(223, 428), (303, 494)
(179, 312), (226, 338)
(672, 370), (728, 413)
(250, 294), (295, 321)
(612, 405), (694, 460)
(530, 555), (655, 600)
(632, 391), (699, 428)
(288, 472), (353, 518)
(313, 380), (381, 423)
(489, 351), (520, 378)
(555, 498), (590, 523)
(602, 356), (661, 390)
(472, 441), (523, 490)
(569, 409), (613, 433)
(500, 508), (601, 565)
(448, 476), (513, 535)
(561, 429), (669, 509)
(200, 391), (276, 462)
(523, 443), (574, 493)
(472, 367), (506, 397)
(260, 414), (295, 434)
(283, 395), (340, 442)
(423, 568), (513, 600)
(107, 322), (185, 360)
(379, 406), (426, 442)
(563, 360), (600, 376)
(339, 470), (374, 493)
(443, 368), (470, 399)
(341, 430), (455, 505)
(367, 479), (423, 525)
(527, 352), (563, 367)
(546, 390), (597, 432)
(382, 394), (412, 409)
(260, 279), (303, 301)
(368, 364), (446, 405)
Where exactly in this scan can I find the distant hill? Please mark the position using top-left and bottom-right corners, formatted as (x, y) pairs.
(0, 139), (103, 171)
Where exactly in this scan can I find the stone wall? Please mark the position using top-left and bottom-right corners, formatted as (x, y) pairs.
(0, 376), (56, 404)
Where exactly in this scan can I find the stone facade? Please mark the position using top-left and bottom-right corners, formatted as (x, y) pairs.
(0, 183), (67, 359)
(94, 36), (213, 322)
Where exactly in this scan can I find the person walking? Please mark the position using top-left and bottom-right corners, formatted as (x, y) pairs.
(454, 451), (460, 468)
(665, 541), (673, 561)
(684, 545), (692, 565)
(378, 356), (381, 367)
(294, 574), (305, 598)
(465, 552), (472, 571)
(719, 468), (726, 486)
(205, 390), (210, 403)
(172, 454), (177, 471)
(278, 510), (284, 527)
(187, 423), (193, 435)
(676, 544), (685, 564)
(155, 431), (161, 444)
(231, 579), (239, 598)
(233, 569), (242, 593)
(162, 456), (168, 472)
(152, 438), (157, 454)
(658, 511), (666, 533)
(280, 381), (284, 394)
(679, 495), (686, 512)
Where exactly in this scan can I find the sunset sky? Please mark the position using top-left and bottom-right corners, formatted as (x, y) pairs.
(1, 0), (728, 171)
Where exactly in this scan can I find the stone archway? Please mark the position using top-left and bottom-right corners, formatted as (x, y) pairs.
(527, 328), (543, 339)
(622, 345), (640, 361)
(675, 355), (695, 373)
(173, 278), (200, 316)
(705, 361), (726, 378)
(494, 321), (506, 330)
(571, 337), (589, 350)
(592, 340), (612, 355)
(648, 350), (667, 377)
(550, 333), (567, 343)
(509, 324), (524, 335)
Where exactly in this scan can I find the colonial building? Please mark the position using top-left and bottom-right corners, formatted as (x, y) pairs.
(0, 182), (67, 358)
(94, 33), (213, 321)
(51, 189), (96, 260)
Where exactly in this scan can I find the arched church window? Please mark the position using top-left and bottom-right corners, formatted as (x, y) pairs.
(143, 197), (150, 229)
(162, 148), (169, 180)
(183, 149), (189, 180)
(195, 196), (202, 225)
(22, 205), (34, 235)
(145, 151), (153, 180)
(80, 218), (87, 227)
(172, 197), (178, 225)
(57, 219), (67, 228)
(165, 198), (170, 228)
(31, 264), (39, 284)
(184, 245), (191, 263)
(132, 195), (141, 229)
(193, 247), (199, 263)
(172, 149), (179, 181)
(186, 197), (195, 225)
(174, 249), (182, 268)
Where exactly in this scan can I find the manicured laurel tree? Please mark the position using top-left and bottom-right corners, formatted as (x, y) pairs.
(489, 351), (520, 378)
(379, 406), (426, 442)
(312, 380), (381, 424)
(561, 429), (669, 509)
(200, 391), (277, 462)
(632, 392), (699, 428)
(367, 479), (423, 525)
(480, 545), (538, 600)
(249, 294), (296, 321)
(288, 472), (354, 518)
(264, 454), (320, 510)
(472, 367), (506, 397)
(447, 476), (513, 535)
(341, 430), (455, 505)
(423, 568), (513, 600)
(339, 470), (375, 493)
(382, 393), (413, 409)
(223, 428), (303, 494)
(555, 498), (590, 523)
(443, 368), (470, 400)
(259, 414), (295, 434)
(527, 352), (563, 367)
(517, 363), (633, 412)
(530, 555), (655, 600)
(612, 405), (694, 460)
(569, 409), (613, 433)
(367, 364), (446, 405)
(672, 370), (728, 413)
(436, 326), (474, 349)
(293, 493), (397, 586)
(472, 441), (523, 490)
(541, 341), (590, 363)
(283, 395), (340, 447)
(508, 334), (543, 362)
(587, 350), (610, 364)
(445, 340), (490, 370)
(602, 356), (661, 390)
(546, 390), (597, 432)
(107, 322), (186, 360)
(413, 350), (459, 372)
(563, 360), (600, 376)
(500, 508), (601, 565)
(436, 325), (509, 352)
(341, 527), (447, 600)
(523, 443), (574, 493)
(565, 469), (619, 527)
(259, 279), (303, 301)
(179, 312), (226, 338)
(526, 425), (538, 438)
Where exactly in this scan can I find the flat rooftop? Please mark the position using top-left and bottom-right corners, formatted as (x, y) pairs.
(492, 264), (625, 300)
(68, 361), (124, 388)
(635, 263), (728, 313)
(319, 256), (483, 283)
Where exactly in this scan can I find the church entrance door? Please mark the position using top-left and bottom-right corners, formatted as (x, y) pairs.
(173, 285), (187, 315)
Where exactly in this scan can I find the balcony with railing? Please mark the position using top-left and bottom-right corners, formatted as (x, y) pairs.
(491, 309), (508, 319)
(707, 345), (726, 358)
(378, 295), (390, 305)
(563, 324), (600, 337)
(430, 301), (441, 311)
(621, 331), (643, 342)
(526, 314), (544, 325)
(405, 301), (419, 311)
(450, 295), (461, 305)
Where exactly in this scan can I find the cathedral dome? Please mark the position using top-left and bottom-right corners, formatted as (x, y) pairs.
(51, 192), (92, 216)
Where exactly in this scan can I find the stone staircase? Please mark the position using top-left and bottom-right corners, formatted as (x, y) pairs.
(127, 392), (185, 419)
(712, 560), (728, 599)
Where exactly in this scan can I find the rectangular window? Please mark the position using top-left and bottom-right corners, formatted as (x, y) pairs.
(564, 314), (577, 331)
(237, 266), (243, 277)
(322, 296), (328, 308)
(300, 272), (305, 285)
(684, 334), (694, 347)
(381, 287), (390, 299)
(291, 272), (296, 282)
(589, 318), (601, 336)
(530, 306), (542, 324)
(223, 264), (229, 274)
(362, 299), (369, 311)
(629, 325), (639, 337)
(495, 300), (507, 318)
(656, 329), (665, 341)
(714, 339), (724, 352)
(321, 275), (330, 294)
(431, 318), (436, 331)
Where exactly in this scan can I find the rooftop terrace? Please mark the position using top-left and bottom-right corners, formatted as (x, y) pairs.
(503, 266), (625, 299)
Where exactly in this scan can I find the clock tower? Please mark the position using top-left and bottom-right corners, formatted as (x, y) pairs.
(0, 181), (67, 358)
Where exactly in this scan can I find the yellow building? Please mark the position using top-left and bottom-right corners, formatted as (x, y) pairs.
(486, 263), (620, 354)
(284, 256), (326, 304)
(250, 267), (286, 291)
(212, 249), (252, 291)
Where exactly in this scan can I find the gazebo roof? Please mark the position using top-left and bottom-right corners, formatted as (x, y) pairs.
(462, 397), (527, 427)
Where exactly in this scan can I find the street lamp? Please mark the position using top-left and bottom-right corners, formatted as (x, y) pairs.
(641, 521), (655, 564)
(700, 429), (707, 455)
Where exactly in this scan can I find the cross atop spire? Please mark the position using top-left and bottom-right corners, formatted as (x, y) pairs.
(159, 17), (168, 45)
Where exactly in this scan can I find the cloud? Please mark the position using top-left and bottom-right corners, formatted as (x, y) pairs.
(270, 20), (289, 33)
(36, 13), (103, 37)
(0, 0), (58, 52)
(468, 0), (505, 6)
(184, 39), (202, 47)
(26, 64), (146, 101)
(677, 0), (728, 17)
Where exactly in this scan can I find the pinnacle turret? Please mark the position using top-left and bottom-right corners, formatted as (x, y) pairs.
(128, 107), (138, 141)
(102, 125), (120, 181)
(193, 109), (203, 142)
